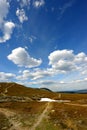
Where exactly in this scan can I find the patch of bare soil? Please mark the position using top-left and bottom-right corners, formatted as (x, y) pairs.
(0, 108), (23, 130)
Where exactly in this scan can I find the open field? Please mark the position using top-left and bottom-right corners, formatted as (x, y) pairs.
(0, 82), (87, 130)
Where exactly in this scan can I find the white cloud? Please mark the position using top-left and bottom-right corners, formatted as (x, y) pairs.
(31, 68), (54, 80)
(33, 0), (45, 8)
(0, 0), (9, 24)
(5, 49), (87, 91)
(84, 78), (87, 81)
(59, 0), (74, 15)
(16, 8), (28, 23)
(0, 72), (15, 81)
(49, 50), (74, 65)
(7, 47), (42, 68)
(48, 49), (87, 73)
(58, 1), (74, 20)
(0, 0), (15, 43)
(25, 78), (87, 92)
(16, 68), (54, 81)
(29, 35), (37, 43)
(16, 49), (87, 82)
(0, 21), (15, 43)
(74, 52), (87, 64)
(16, 70), (30, 80)
(82, 70), (87, 75)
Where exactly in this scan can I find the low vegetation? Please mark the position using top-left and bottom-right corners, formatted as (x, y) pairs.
(49, 103), (87, 130)
(0, 82), (87, 130)
(0, 112), (11, 130)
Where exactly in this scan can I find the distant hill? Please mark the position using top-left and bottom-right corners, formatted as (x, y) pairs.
(75, 89), (87, 94)
(57, 91), (76, 93)
(57, 89), (87, 94)
(40, 88), (52, 92)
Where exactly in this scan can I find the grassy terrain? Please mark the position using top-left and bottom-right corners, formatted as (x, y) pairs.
(49, 102), (87, 130)
(54, 93), (87, 101)
(0, 82), (87, 130)
(36, 119), (59, 130)
(0, 102), (47, 129)
(0, 82), (57, 99)
(0, 112), (11, 130)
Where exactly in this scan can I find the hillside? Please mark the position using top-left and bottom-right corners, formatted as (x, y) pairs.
(76, 89), (87, 93)
(0, 82), (87, 101)
(0, 82), (57, 100)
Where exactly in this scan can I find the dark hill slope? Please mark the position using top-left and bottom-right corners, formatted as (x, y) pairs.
(40, 88), (52, 92)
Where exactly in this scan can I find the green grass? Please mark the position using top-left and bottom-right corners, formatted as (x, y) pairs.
(36, 119), (60, 130)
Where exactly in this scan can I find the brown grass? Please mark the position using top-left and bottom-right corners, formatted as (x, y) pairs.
(0, 101), (47, 129)
(49, 102), (87, 129)
(1, 82), (87, 129)
(0, 82), (57, 99)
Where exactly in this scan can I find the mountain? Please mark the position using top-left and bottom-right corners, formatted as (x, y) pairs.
(56, 89), (87, 94)
(75, 89), (87, 93)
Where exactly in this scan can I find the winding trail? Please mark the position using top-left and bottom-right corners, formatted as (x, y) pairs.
(30, 102), (51, 130)
(4, 84), (15, 94)
(1, 101), (87, 130)
(30, 101), (87, 130)
(64, 102), (87, 107)
(0, 84), (15, 96)
(0, 102), (52, 130)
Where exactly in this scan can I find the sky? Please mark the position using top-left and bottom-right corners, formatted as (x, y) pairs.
(0, 0), (87, 91)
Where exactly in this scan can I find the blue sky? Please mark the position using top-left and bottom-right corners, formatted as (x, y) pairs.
(0, 0), (87, 91)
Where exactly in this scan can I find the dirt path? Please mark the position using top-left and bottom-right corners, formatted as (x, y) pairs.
(0, 102), (52, 130)
(64, 102), (87, 107)
(0, 84), (15, 96)
(0, 108), (22, 130)
(30, 102), (51, 130)
(4, 84), (15, 95)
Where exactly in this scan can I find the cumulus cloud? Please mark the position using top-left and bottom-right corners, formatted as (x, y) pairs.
(74, 52), (87, 64)
(16, 49), (87, 82)
(0, 72), (15, 81)
(17, 70), (30, 80)
(49, 50), (74, 65)
(16, 8), (28, 23)
(31, 68), (54, 80)
(33, 0), (45, 8)
(7, 47), (42, 68)
(0, 0), (15, 43)
(6, 49), (87, 91)
(48, 49), (87, 73)
(0, 21), (15, 43)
